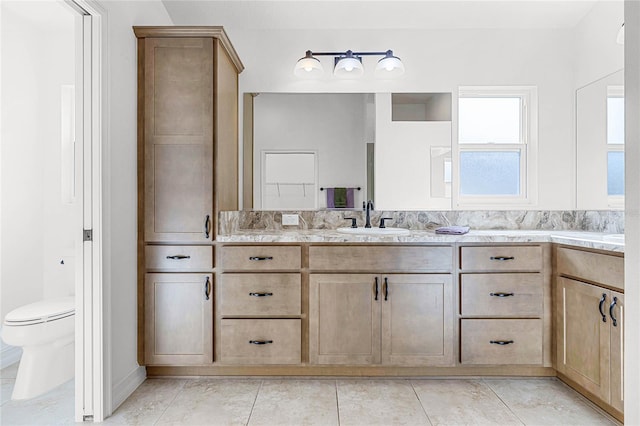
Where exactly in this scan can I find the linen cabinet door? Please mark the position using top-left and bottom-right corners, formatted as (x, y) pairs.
(309, 274), (381, 364)
(143, 37), (214, 242)
(381, 274), (454, 366)
(556, 277), (610, 401)
(145, 273), (213, 365)
(609, 291), (624, 413)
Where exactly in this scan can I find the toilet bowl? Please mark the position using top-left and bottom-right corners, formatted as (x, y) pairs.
(2, 296), (75, 400)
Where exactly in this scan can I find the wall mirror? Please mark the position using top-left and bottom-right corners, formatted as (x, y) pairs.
(242, 92), (453, 211)
(576, 69), (624, 210)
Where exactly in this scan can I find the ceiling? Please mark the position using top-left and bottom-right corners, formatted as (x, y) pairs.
(162, 0), (599, 31)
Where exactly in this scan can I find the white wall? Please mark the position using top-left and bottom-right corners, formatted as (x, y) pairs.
(95, 0), (173, 411)
(574, 0), (624, 89)
(253, 93), (367, 209)
(0, 3), (75, 324)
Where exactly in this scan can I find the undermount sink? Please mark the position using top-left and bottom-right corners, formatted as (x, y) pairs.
(336, 227), (411, 236)
(603, 233), (625, 243)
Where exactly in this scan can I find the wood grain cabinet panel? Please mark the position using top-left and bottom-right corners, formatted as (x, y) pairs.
(218, 273), (301, 316)
(143, 38), (214, 243)
(309, 246), (452, 272)
(460, 273), (543, 317)
(381, 274), (454, 366)
(610, 291), (624, 413)
(220, 246), (301, 271)
(556, 277), (610, 401)
(461, 246), (542, 271)
(145, 245), (213, 270)
(219, 319), (301, 364)
(461, 319), (542, 365)
(556, 247), (624, 291)
(309, 274), (381, 365)
(144, 273), (213, 365)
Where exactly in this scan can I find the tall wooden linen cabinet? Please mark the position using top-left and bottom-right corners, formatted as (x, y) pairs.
(135, 27), (243, 365)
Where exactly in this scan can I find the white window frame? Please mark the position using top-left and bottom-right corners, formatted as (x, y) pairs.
(607, 86), (624, 208)
(454, 86), (538, 208)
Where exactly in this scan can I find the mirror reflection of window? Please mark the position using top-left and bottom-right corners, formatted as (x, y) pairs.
(607, 89), (624, 199)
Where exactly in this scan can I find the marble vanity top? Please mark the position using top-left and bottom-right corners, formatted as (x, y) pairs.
(217, 230), (624, 253)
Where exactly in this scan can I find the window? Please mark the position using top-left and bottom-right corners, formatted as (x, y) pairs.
(607, 88), (624, 203)
(457, 87), (537, 206)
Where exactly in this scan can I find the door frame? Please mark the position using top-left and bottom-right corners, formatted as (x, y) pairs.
(63, 0), (106, 422)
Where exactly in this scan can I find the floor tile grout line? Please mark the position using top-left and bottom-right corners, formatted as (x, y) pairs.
(334, 379), (341, 426)
(151, 378), (189, 426)
(409, 379), (435, 426)
(481, 378), (527, 426)
(245, 379), (264, 426)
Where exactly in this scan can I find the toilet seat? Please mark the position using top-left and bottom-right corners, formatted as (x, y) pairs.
(4, 296), (75, 326)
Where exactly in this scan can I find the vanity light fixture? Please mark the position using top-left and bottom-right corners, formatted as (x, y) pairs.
(294, 49), (404, 78)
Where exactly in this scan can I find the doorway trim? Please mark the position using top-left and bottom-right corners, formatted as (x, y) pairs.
(63, 0), (107, 422)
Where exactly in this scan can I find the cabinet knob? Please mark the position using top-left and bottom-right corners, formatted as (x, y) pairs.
(204, 276), (211, 301)
(609, 296), (618, 327)
(249, 340), (273, 345)
(249, 292), (273, 297)
(249, 256), (274, 261)
(489, 292), (514, 297)
(490, 256), (515, 261)
(204, 215), (211, 239)
(598, 293), (607, 322)
(166, 255), (191, 260)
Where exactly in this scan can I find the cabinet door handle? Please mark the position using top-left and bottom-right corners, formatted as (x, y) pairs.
(490, 292), (515, 297)
(598, 293), (607, 322)
(204, 276), (211, 301)
(490, 256), (515, 261)
(490, 340), (514, 345)
(204, 215), (211, 239)
(249, 256), (274, 261)
(166, 255), (191, 260)
(609, 296), (618, 327)
(249, 292), (273, 297)
(249, 340), (273, 345)
(384, 277), (389, 301)
(374, 277), (379, 301)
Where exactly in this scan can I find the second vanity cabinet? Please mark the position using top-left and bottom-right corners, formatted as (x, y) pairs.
(555, 246), (624, 418)
(308, 245), (454, 366)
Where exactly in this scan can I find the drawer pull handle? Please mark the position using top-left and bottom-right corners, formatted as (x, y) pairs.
(249, 292), (273, 297)
(384, 277), (389, 301)
(166, 255), (191, 260)
(204, 215), (211, 239)
(490, 292), (515, 297)
(374, 277), (379, 301)
(599, 293), (607, 322)
(204, 276), (211, 301)
(490, 340), (514, 345)
(490, 256), (515, 261)
(609, 296), (618, 327)
(249, 256), (274, 261)
(249, 340), (273, 345)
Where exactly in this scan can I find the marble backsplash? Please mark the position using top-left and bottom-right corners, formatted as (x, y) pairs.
(219, 210), (624, 234)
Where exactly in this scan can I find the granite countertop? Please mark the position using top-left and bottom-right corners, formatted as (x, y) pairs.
(217, 229), (625, 253)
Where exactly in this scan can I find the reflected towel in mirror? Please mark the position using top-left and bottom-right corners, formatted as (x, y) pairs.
(326, 187), (354, 208)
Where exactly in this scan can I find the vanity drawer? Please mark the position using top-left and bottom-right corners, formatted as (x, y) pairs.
(220, 319), (301, 364)
(460, 246), (542, 271)
(461, 319), (542, 365)
(556, 247), (623, 291)
(220, 246), (301, 271)
(460, 273), (543, 317)
(145, 245), (213, 270)
(309, 246), (452, 272)
(219, 274), (301, 316)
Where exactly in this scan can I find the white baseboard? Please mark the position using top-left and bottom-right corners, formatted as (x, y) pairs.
(0, 337), (23, 370)
(111, 366), (146, 412)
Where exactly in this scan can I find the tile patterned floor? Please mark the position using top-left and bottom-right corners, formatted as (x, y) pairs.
(0, 362), (619, 426)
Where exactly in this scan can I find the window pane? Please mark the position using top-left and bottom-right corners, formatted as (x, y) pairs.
(459, 97), (521, 144)
(607, 151), (624, 195)
(607, 97), (624, 145)
(460, 151), (521, 195)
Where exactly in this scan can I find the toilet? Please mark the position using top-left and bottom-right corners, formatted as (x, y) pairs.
(2, 296), (75, 400)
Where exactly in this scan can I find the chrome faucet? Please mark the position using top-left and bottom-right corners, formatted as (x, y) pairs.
(364, 200), (374, 228)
